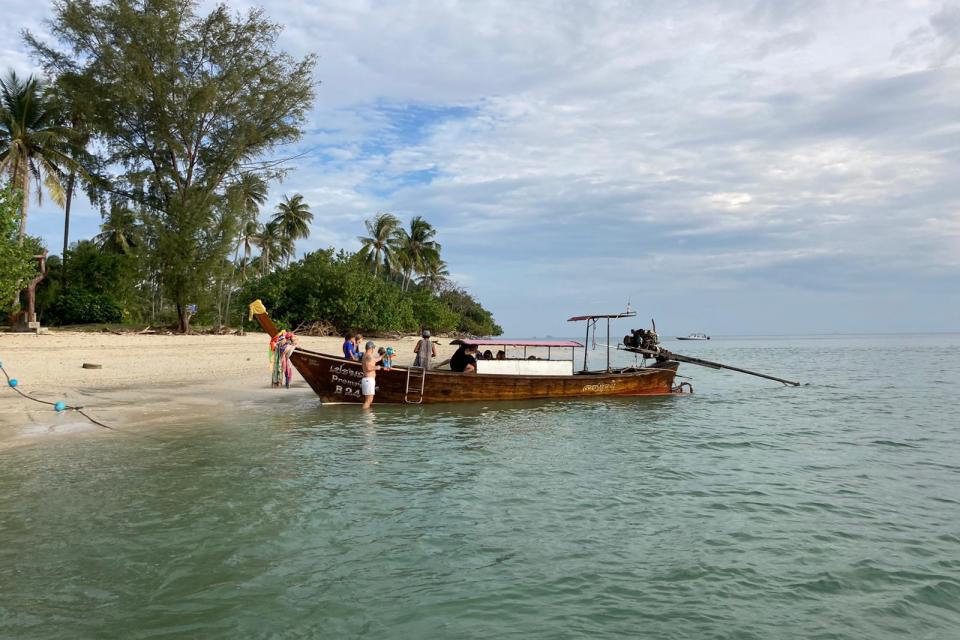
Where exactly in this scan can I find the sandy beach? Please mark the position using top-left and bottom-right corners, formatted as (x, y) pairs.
(0, 331), (460, 450)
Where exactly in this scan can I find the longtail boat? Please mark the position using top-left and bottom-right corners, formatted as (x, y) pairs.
(248, 300), (683, 404)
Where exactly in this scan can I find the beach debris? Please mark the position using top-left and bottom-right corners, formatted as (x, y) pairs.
(82, 363), (103, 369)
(54, 401), (66, 412)
(292, 320), (336, 337)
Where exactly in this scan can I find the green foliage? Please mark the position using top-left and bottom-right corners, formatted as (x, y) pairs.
(394, 216), (440, 290)
(357, 212), (400, 276)
(243, 249), (414, 332)
(240, 249), (501, 336)
(47, 289), (122, 325)
(0, 71), (76, 241)
(94, 202), (140, 255)
(27, 0), (316, 331)
(408, 289), (460, 333)
(271, 193), (313, 266)
(440, 287), (504, 336)
(0, 187), (36, 309)
(12, 3), (503, 334)
(37, 240), (142, 323)
(63, 240), (138, 297)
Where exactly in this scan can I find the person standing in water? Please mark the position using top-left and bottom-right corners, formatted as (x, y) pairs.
(361, 340), (381, 409)
(413, 329), (436, 368)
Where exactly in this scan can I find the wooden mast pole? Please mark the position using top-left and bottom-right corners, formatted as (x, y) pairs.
(582, 320), (590, 372)
(606, 317), (611, 371)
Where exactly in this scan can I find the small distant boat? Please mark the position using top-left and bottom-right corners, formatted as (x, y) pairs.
(677, 333), (710, 341)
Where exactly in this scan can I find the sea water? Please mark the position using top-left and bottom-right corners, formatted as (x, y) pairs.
(1, 335), (958, 638)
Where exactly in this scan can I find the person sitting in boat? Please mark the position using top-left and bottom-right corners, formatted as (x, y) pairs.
(413, 329), (436, 368)
(342, 331), (357, 360)
(482, 350), (493, 360)
(380, 346), (394, 370)
(496, 350), (506, 360)
(451, 344), (479, 373)
(352, 333), (365, 361)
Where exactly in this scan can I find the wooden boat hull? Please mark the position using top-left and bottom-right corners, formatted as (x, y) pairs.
(291, 349), (679, 404)
(253, 310), (679, 404)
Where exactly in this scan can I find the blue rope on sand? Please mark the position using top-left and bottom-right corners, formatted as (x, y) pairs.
(0, 359), (140, 437)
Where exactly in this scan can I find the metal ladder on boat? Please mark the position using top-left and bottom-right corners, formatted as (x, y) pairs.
(405, 366), (426, 404)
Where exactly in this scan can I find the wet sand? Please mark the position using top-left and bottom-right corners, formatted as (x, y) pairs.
(0, 331), (458, 450)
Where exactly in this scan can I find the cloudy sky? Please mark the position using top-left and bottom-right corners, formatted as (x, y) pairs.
(4, 0), (959, 336)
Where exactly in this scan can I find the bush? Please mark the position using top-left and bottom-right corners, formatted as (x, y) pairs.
(409, 289), (460, 333)
(439, 287), (503, 336)
(239, 249), (500, 335)
(47, 290), (123, 325)
(0, 187), (37, 310)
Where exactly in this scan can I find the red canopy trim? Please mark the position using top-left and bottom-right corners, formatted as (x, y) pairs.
(449, 339), (582, 348)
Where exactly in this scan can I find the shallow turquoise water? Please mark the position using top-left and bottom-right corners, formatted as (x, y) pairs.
(1, 335), (959, 638)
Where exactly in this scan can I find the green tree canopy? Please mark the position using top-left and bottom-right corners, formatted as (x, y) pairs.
(0, 71), (75, 242)
(271, 193), (313, 265)
(27, 0), (316, 331)
(394, 215), (441, 290)
(0, 186), (37, 308)
(241, 248), (500, 336)
(95, 201), (140, 255)
(358, 212), (400, 276)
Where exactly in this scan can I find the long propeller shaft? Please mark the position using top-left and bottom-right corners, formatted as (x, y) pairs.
(627, 347), (800, 387)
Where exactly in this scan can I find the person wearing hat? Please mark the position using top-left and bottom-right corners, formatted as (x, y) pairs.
(413, 329), (436, 369)
(361, 340), (382, 409)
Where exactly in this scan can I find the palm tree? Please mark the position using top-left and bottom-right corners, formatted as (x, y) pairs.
(270, 193), (312, 265)
(358, 212), (400, 276)
(236, 219), (262, 279)
(417, 257), (450, 292)
(394, 216), (441, 291)
(0, 71), (74, 242)
(226, 174), (268, 225)
(222, 218), (263, 326)
(221, 175), (269, 324)
(95, 202), (140, 254)
(254, 219), (287, 275)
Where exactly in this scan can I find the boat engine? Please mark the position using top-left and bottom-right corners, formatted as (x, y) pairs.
(623, 327), (661, 353)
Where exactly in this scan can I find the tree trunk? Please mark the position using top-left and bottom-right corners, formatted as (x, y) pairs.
(223, 240), (242, 328)
(176, 302), (190, 333)
(215, 269), (226, 327)
(17, 167), (29, 244)
(61, 172), (76, 289)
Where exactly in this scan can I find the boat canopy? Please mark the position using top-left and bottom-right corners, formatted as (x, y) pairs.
(449, 338), (582, 348)
(567, 311), (637, 321)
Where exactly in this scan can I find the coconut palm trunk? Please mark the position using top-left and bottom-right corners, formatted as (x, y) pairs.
(61, 171), (75, 286)
(15, 160), (28, 243)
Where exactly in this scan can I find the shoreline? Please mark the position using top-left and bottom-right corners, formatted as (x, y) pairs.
(0, 331), (459, 451)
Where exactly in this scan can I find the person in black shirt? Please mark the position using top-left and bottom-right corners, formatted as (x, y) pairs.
(450, 344), (479, 373)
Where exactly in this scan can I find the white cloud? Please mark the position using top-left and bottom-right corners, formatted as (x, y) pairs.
(4, 0), (959, 333)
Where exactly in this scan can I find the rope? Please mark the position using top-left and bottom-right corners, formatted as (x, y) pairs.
(0, 360), (160, 441)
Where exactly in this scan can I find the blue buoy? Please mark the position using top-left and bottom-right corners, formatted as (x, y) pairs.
(8, 378), (17, 388)
(54, 401), (66, 412)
